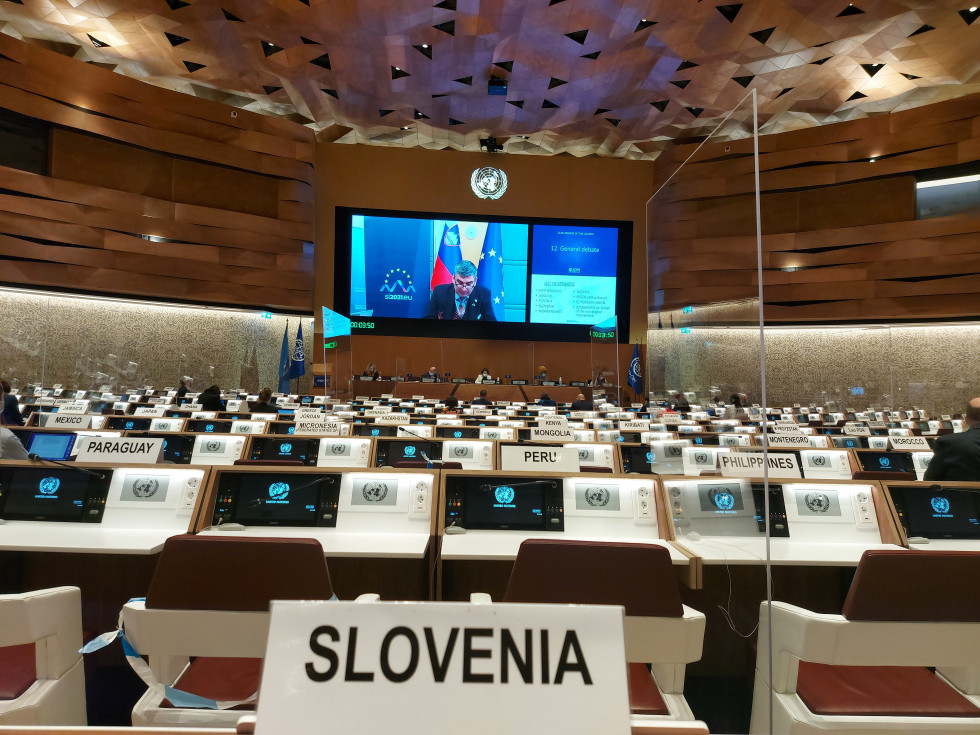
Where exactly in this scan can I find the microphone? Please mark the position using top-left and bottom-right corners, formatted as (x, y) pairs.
(288, 474), (338, 493)
(479, 480), (558, 492)
(28, 453), (106, 480)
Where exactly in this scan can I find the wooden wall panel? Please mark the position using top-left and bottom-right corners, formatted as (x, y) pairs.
(0, 34), (315, 311)
(649, 93), (980, 322)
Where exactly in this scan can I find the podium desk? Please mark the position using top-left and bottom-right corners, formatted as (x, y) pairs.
(436, 470), (697, 600)
(390, 380), (455, 400)
(350, 378), (397, 398)
(522, 385), (590, 404)
(193, 466), (439, 600)
(452, 383), (527, 403)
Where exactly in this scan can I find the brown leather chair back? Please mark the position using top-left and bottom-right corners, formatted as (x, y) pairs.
(503, 539), (683, 617)
(146, 534), (333, 611)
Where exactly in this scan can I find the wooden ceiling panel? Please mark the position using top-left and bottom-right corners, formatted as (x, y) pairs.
(2, 0), (978, 158)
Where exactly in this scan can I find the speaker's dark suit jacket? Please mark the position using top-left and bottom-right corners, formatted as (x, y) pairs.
(923, 425), (980, 481)
(426, 284), (496, 321)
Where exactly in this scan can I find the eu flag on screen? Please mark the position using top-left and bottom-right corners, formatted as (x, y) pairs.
(277, 323), (291, 393)
(430, 223), (461, 290)
(477, 222), (505, 321)
(628, 343), (643, 395)
(287, 323), (305, 379)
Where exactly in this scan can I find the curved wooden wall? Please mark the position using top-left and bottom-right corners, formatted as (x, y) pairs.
(649, 93), (980, 322)
(0, 35), (315, 310)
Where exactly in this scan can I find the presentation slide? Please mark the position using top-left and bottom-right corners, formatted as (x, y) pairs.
(349, 215), (528, 322)
(528, 224), (618, 325)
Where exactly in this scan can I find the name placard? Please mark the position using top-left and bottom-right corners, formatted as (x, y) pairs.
(364, 407), (393, 417)
(472, 408), (493, 416)
(661, 413), (683, 424)
(147, 396), (171, 405)
(294, 421), (345, 436)
(374, 414), (411, 425)
(529, 426), (575, 441)
(539, 415), (569, 429)
(500, 445), (579, 471)
(619, 420), (649, 431)
(255, 601), (630, 735)
(41, 413), (93, 429)
(719, 452), (802, 478)
(771, 424), (802, 434)
(75, 437), (164, 464)
(867, 421), (888, 429)
(55, 400), (91, 414)
(843, 425), (871, 436)
(294, 409), (325, 422)
(889, 436), (931, 450)
(134, 406), (168, 417)
(763, 434), (811, 447)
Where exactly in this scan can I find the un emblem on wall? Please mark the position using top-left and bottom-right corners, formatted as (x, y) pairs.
(362, 482), (389, 502)
(132, 477), (160, 498)
(804, 492), (831, 513)
(584, 486), (611, 507)
(470, 167), (508, 200)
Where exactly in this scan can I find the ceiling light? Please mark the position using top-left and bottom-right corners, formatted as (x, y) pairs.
(422, 43), (429, 48)
(869, 157), (876, 162)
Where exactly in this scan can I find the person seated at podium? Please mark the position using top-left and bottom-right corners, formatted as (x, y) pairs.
(475, 368), (493, 384)
(1, 380), (24, 426)
(361, 362), (380, 380)
(472, 390), (491, 406)
(534, 366), (549, 384)
(440, 396), (460, 415)
(570, 393), (594, 411)
(672, 392), (690, 412)
(725, 393), (748, 420)
(924, 397), (980, 481)
(0, 385), (28, 459)
(420, 366), (441, 382)
(175, 379), (190, 398)
(537, 393), (557, 407)
(249, 387), (277, 414)
(198, 385), (224, 411)
(425, 260), (496, 321)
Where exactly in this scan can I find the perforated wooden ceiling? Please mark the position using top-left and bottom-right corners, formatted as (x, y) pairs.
(1, 0), (977, 158)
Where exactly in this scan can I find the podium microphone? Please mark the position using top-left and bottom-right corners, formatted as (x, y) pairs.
(28, 453), (106, 479)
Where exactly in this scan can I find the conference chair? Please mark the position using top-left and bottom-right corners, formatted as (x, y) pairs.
(0, 586), (86, 725)
(473, 539), (706, 722)
(120, 534), (371, 728)
(750, 549), (980, 734)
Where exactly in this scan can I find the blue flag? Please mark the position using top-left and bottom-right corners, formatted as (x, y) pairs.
(277, 323), (291, 393)
(477, 222), (505, 321)
(287, 322), (306, 379)
(628, 343), (643, 395)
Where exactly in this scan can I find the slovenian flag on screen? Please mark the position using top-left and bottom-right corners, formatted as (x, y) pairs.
(477, 222), (505, 320)
(430, 223), (461, 290)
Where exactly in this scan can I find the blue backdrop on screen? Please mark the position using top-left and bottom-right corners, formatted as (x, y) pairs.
(361, 217), (431, 318)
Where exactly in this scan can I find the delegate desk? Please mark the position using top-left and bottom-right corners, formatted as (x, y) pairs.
(193, 465), (438, 599)
(437, 469), (697, 600)
(522, 385), (589, 404)
(452, 383), (528, 403)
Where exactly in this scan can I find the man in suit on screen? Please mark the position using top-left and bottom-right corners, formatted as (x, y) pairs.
(924, 398), (980, 481)
(426, 260), (496, 321)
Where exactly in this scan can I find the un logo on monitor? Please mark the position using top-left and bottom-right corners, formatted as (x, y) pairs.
(132, 477), (159, 498)
(454, 431), (463, 438)
(584, 486), (611, 507)
(879, 457), (891, 468)
(804, 492), (831, 513)
(931, 496), (950, 514)
(362, 482), (389, 502)
(404, 445), (417, 457)
(711, 489), (736, 511)
(666, 445), (683, 457)
(470, 167), (508, 200)
(279, 443), (293, 454)
(39, 477), (61, 495)
(578, 448), (590, 461)
(453, 445), (469, 457)
(205, 440), (222, 453)
(694, 451), (709, 465)
(330, 443), (346, 455)
(269, 482), (290, 500)
(810, 454), (827, 467)
(495, 486), (515, 504)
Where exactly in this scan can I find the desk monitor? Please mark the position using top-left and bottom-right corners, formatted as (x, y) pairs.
(444, 475), (563, 531)
(688, 433), (721, 447)
(857, 450), (916, 474)
(0, 465), (112, 523)
(649, 440), (691, 475)
(353, 424), (400, 438)
(250, 436), (320, 465)
(436, 426), (482, 439)
(186, 419), (233, 434)
(620, 444), (654, 474)
(26, 432), (77, 461)
(106, 416), (153, 431)
(374, 438), (442, 466)
(666, 479), (789, 538)
(211, 471), (341, 528)
(831, 435), (866, 449)
(888, 484), (980, 540)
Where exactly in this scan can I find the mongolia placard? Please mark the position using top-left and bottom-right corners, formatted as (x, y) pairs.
(255, 601), (631, 735)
